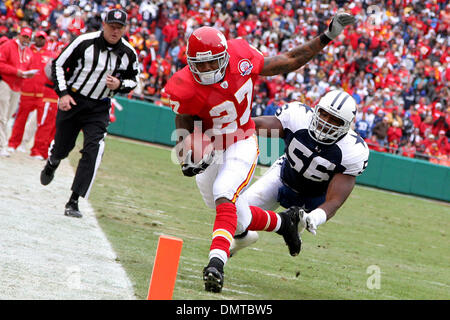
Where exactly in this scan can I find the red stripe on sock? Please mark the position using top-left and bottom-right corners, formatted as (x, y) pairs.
(210, 202), (237, 257)
(248, 206), (278, 232)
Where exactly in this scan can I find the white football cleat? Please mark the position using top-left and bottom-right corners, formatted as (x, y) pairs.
(230, 230), (259, 257)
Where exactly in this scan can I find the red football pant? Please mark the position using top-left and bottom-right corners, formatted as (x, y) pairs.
(31, 100), (57, 159)
(210, 202), (237, 261)
(8, 95), (43, 148)
(247, 206), (279, 232)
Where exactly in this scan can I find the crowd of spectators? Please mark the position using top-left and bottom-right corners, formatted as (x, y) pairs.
(1, 0), (449, 165)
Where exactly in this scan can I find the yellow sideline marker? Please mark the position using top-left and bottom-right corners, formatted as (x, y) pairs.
(147, 235), (183, 300)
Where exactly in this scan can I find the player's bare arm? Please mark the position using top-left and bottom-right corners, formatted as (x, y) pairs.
(260, 37), (327, 76)
(260, 12), (356, 76)
(320, 173), (356, 220)
(253, 116), (284, 138)
(301, 173), (356, 235)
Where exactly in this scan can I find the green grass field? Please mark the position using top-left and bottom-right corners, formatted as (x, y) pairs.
(70, 135), (450, 300)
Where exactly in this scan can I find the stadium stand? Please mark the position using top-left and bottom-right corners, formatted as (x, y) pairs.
(0, 0), (448, 165)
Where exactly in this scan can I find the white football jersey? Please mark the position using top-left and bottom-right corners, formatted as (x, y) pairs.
(275, 102), (369, 196)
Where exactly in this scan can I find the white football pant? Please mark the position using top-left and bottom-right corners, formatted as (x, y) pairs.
(240, 156), (284, 211)
(196, 135), (259, 234)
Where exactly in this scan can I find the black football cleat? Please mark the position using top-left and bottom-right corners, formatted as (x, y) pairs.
(40, 159), (60, 186)
(203, 266), (224, 293)
(278, 206), (302, 256)
(64, 200), (82, 218)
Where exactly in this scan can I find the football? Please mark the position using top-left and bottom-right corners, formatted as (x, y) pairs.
(183, 132), (214, 164)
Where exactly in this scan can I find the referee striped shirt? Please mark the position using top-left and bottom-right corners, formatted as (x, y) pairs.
(52, 31), (139, 100)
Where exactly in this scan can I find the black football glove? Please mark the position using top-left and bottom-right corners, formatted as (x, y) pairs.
(181, 150), (215, 177)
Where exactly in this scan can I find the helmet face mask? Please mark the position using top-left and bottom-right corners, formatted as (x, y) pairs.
(308, 90), (356, 145)
(187, 27), (230, 85)
(187, 51), (229, 85)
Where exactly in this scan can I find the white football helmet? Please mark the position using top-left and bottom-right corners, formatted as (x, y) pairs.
(308, 90), (356, 145)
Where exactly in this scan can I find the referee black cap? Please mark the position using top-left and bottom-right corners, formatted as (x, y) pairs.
(104, 8), (127, 26)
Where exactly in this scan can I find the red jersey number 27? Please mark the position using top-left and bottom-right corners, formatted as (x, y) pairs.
(209, 78), (253, 135)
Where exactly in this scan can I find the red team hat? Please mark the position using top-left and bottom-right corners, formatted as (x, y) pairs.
(20, 27), (33, 38)
(35, 30), (48, 39)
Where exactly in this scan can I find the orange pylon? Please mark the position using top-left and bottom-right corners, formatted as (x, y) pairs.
(147, 235), (183, 300)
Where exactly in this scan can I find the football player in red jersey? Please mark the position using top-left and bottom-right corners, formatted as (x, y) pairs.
(164, 12), (356, 293)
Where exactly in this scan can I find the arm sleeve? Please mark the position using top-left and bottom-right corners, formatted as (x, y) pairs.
(0, 42), (18, 76)
(115, 47), (140, 94)
(341, 141), (370, 176)
(51, 36), (84, 97)
(248, 43), (265, 75)
(275, 102), (312, 132)
(163, 74), (197, 116)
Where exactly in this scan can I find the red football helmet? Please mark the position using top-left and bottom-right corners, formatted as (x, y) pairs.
(186, 27), (230, 85)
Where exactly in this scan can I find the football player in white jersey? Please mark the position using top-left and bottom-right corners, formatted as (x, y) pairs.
(230, 90), (370, 255)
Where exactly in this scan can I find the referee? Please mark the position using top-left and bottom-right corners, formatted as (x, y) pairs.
(40, 8), (139, 218)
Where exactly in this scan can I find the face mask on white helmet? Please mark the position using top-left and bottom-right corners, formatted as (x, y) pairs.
(308, 90), (356, 145)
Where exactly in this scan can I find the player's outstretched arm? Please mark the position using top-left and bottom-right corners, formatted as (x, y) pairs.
(303, 173), (356, 235)
(253, 116), (284, 138)
(321, 173), (356, 219)
(260, 12), (356, 76)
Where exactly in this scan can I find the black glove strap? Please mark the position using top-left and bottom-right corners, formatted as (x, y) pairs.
(320, 33), (332, 45)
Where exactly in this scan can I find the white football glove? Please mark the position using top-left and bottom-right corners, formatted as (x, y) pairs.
(300, 208), (328, 235)
(324, 12), (356, 40)
(181, 149), (215, 177)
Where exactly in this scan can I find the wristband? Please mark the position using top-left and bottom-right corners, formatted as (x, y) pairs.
(320, 33), (332, 45)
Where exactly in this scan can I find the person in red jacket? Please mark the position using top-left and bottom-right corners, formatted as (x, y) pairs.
(8, 30), (49, 152)
(402, 141), (417, 158)
(387, 121), (403, 143)
(365, 135), (386, 152)
(436, 130), (450, 155)
(30, 50), (60, 160)
(0, 27), (35, 157)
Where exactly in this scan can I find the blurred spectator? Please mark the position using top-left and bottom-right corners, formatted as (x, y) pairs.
(432, 113), (449, 136)
(365, 135), (386, 153)
(1, 0), (448, 166)
(386, 106), (403, 128)
(387, 121), (403, 143)
(402, 141), (417, 158)
(420, 115), (434, 137)
(263, 93), (284, 116)
(355, 113), (370, 139)
(251, 95), (266, 117)
(0, 27), (34, 157)
(8, 30), (49, 153)
(372, 116), (390, 147)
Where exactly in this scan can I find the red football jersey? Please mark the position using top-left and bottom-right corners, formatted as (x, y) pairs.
(164, 38), (265, 150)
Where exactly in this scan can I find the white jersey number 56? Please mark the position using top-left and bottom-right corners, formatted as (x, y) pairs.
(287, 138), (336, 182)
